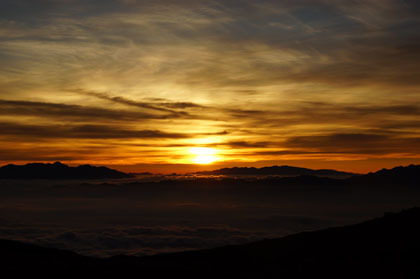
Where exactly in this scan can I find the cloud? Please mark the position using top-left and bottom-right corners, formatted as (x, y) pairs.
(231, 102), (420, 131)
(0, 0), (419, 165)
(0, 99), (164, 121)
(0, 122), (189, 139)
(0, 210), (334, 257)
(0, 224), (266, 257)
(281, 43), (420, 87)
(0, 148), (82, 162)
(244, 215), (331, 231)
(76, 90), (182, 114)
(285, 133), (420, 155)
(224, 141), (271, 148)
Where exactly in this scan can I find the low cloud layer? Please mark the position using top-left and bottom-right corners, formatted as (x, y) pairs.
(0, 224), (263, 257)
(0, 214), (331, 257)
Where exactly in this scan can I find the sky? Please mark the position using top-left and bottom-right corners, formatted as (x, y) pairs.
(1, 0), (420, 173)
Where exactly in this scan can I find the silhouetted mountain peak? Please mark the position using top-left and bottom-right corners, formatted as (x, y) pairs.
(352, 164), (420, 185)
(373, 164), (419, 175)
(196, 165), (356, 178)
(0, 162), (133, 180)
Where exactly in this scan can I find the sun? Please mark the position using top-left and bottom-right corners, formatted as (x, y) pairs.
(189, 147), (218, 164)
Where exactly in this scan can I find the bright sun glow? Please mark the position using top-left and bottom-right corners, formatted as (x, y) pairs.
(189, 147), (218, 164)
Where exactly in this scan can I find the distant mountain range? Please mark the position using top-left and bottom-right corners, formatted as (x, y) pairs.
(0, 162), (133, 179)
(1, 162), (419, 181)
(2, 207), (420, 278)
(195, 165), (357, 178)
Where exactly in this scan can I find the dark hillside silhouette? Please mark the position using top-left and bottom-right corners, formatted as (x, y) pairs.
(2, 208), (420, 278)
(196, 165), (357, 178)
(349, 164), (420, 185)
(0, 162), (133, 179)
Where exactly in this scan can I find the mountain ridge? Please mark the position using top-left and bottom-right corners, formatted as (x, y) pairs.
(348, 164), (420, 185)
(195, 165), (358, 178)
(1, 162), (418, 181)
(0, 162), (134, 179)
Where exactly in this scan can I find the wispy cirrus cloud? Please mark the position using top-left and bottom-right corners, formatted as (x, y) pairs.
(0, 0), (419, 169)
(0, 122), (189, 139)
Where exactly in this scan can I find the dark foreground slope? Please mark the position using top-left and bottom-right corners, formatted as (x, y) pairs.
(2, 208), (420, 278)
(0, 162), (133, 179)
